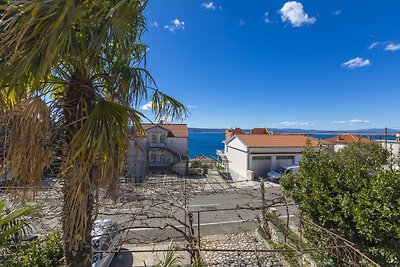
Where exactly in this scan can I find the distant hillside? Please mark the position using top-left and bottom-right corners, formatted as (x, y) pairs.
(189, 127), (399, 134)
(189, 128), (226, 133)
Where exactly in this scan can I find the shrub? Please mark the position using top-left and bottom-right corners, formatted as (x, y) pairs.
(1, 232), (63, 267)
(281, 143), (400, 266)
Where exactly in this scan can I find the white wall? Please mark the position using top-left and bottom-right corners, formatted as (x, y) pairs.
(333, 144), (346, 152)
(226, 138), (249, 181)
(168, 137), (188, 156)
(377, 140), (400, 157)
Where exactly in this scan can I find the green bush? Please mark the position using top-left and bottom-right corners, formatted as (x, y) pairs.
(1, 232), (63, 267)
(281, 142), (400, 266)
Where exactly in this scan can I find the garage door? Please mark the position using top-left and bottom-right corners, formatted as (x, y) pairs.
(276, 155), (295, 168)
(252, 156), (271, 178)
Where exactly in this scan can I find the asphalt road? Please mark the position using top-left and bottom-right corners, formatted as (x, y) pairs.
(121, 182), (299, 243)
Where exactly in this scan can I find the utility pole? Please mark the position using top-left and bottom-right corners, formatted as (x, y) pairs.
(385, 127), (388, 150)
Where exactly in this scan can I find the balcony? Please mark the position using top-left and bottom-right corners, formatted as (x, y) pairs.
(149, 159), (173, 166)
(148, 141), (167, 148)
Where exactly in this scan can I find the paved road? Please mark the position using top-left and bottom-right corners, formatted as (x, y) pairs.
(109, 177), (300, 266)
(120, 180), (299, 244)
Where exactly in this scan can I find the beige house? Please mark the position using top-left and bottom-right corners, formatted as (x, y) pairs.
(126, 123), (188, 182)
(322, 134), (373, 151)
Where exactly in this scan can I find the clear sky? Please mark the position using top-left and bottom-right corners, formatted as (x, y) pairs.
(140, 0), (400, 130)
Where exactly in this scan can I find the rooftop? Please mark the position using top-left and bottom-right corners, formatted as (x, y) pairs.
(235, 134), (320, 148)
(323, 134), (372, 144)
(142, 123), (188, 138)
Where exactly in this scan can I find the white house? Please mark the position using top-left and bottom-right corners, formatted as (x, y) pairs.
(224, 132), (320, 181)
(126, 123), (189, 182)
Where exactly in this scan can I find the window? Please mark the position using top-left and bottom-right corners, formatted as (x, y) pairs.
(160, 134), (166, 143)
(150, 153), (156, 163)
(252, 156), (270, 160)
(151, 134), (157, 143)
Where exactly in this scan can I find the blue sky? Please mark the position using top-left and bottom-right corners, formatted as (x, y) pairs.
(140, 0), (400, 130)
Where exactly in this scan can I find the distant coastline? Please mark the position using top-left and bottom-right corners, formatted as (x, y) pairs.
(189, 127), (399, 135)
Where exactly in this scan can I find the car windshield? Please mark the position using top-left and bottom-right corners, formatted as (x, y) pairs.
(276, 167), (287, 174)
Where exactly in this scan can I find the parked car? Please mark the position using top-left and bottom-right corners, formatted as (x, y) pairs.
(92, 220), (121, 267)
(267, 165), (299, 183)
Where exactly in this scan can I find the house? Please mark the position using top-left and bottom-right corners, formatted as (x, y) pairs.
(126, 122), (189, 182)
(322, 134), (373, 151)
(224, 129), (320, 181)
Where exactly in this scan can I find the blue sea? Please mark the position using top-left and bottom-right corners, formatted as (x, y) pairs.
(189, 133), (225, 159)
(188, 133), (395, 159)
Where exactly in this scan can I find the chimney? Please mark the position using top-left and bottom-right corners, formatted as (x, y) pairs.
(159, 120), (164, 124)
(251, 128), (269, 135)
(226, 128), (243, 141)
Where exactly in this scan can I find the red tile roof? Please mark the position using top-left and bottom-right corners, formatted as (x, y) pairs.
(235, 134), (320, 148)
(142, 123), (188, 138)
(322, 134), (372, 144)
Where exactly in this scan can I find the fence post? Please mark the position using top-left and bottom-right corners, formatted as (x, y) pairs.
(184, 180), (187, 235)
(260, 177), (271, 239)
(197, 211), (201, 248)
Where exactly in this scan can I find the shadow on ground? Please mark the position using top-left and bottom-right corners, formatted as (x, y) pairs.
(109, 248), (133, 267)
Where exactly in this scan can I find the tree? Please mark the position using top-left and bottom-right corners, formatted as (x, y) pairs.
(0, 1), (187, 266)
(281, 143), (400, 266)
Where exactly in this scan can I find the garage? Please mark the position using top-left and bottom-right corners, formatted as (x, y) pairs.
(276, 155), (295, 168)
(251, 156), (271, 178)
(225, 133), (321, 181)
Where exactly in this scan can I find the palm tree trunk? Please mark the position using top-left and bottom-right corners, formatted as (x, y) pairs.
(62, 68), (96, 267)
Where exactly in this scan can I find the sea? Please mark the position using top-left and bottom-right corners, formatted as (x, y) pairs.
(188, 132), (395, 159)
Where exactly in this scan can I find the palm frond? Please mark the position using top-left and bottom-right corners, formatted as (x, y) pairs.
(0, 200), (39, 246)
(155, 241), (181, 267)
(0, 0), (84, 88)
(191, 256), (205, 267)
(1, 96), (52, 192)
(69, 99), (143, 161)
(151, 90), (189, 122)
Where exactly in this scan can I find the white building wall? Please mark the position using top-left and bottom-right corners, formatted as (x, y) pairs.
(377, 140), (400, 157)
(227, 147), (248, 181)
(226, 138), (249, 181)
(333, 144), (346, 152)
(168, 137), (188, 156)
(294, 154), (303, 165)
(225, 137), (322, 181)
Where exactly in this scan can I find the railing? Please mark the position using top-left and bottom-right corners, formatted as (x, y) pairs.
(147, 141), (167, 148)
(149, 159), (173, 166)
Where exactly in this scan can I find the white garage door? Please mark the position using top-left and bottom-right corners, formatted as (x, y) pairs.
(276, 155), (295, 168)
(252, 156), (271, 178)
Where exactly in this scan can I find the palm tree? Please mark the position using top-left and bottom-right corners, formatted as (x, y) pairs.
(0, 200), (38, 248)
(0, 1), (187, 266)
